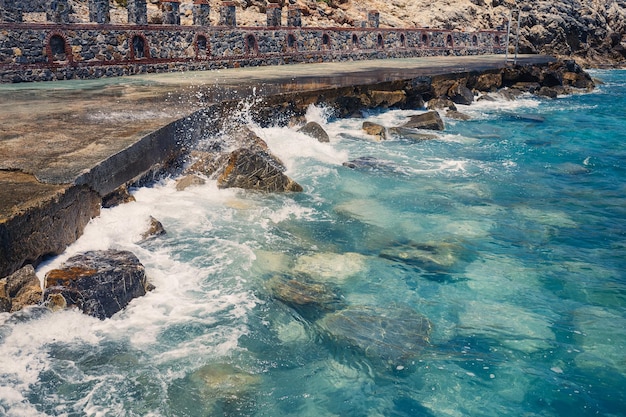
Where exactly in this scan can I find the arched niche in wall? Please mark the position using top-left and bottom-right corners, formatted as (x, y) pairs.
(494, 35), (500, 46)
(286, 33), (297, 51)
(446, 34), (453, 47)
(130, 34), (150, 59)
(46, 32), (72, 64)
(351, 33), (359, 49)
(245, 33), (258, 55)
(421, 33), (429, 47)
(322, 33), (331, 49)
(195, 34), (209, 58)
(472, 34), (478, 46)
(377, 33), (384, 49)
(399, 33), (406, 48)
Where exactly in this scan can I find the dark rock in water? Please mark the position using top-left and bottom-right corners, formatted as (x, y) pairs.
(217, 148), (303, 192)
(318, 305), (432, 370)
(43, 250), (149, 320)
(102, 185), (136, 209)
(379, 241), (463, 272)
(298, 121), (330, 143)
(387, 127), (439, 141)
(362, 121), (387, 140)
(427, 97), (457, 111)
(141, 216), (166, 241)
(446, 110), (471, 121)
(476, 94), (496, 102)
(267, 274), (344, 317)
(537, 86), (558, 99)
(498, 88), (524, 101)
(512, 82), (541, 94)
(401, 111), (444, 131)
(0, 264), (42, 313)
(447, 82), (474, 105)
(343, 156), (393, 171)
(176, 174), (206, 191)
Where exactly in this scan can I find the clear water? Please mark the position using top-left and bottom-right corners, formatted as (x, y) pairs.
(1, 70), (625, 417)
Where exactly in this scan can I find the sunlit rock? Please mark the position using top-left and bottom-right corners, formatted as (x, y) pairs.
(101, 185), (136, 209)
(43, 249), (150, 320)
(318, 305), (432, 370)
(400, 111), (445, 131)
(298, 121), (330, 143)
(0, 264), (42, 313)
(362, 121), (387, 140)
(365, 90), (407, 108)
(293, 252), (367, 282)
(446, 110), (471, 120)
(447, 82), (474, 105)
(427, 97), (457, 111)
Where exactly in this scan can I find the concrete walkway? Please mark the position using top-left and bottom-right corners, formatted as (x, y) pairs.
(0, 54), (553, 227)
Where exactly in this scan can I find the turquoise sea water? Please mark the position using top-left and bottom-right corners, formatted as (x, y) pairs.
(1, 70), (625, 417)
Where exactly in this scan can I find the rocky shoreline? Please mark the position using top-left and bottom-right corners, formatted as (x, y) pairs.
(0, 58), (595, 319)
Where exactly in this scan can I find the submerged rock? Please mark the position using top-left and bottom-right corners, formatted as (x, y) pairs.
(0, 264), (42, 313)
(267, 274), (344, 316)
(318, 305), (432, 370)
(400, 111), (445, 131)
(379, 241), (463, 271)
(43, 250), (149, 320)
(293, 252), (367, 283)
(190, 363), (260, 398)
(386, 127), (439, 141)
(298, 121), (330, 143)
(342, 156), (397, 171)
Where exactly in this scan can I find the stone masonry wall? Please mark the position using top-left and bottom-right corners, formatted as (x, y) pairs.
(0, 6), (506, 83)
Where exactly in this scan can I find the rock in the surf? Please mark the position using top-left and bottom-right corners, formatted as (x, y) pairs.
(0, 264), (42, 313)
(362, 121), (387, 140)
(379, 241), (463, 271)
(400, 111), (445, 131)
(43, 249), (149, 320)
(298, 121), (330, 143)
(267, 274), (344, 316)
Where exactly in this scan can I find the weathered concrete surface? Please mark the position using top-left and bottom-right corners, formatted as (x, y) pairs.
(0, 54), (555, 278)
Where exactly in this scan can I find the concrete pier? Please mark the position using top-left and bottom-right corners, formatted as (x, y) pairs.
(0, 55), (555, 278)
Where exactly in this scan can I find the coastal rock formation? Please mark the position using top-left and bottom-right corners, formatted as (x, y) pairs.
(0, 264), (42, 313)
(43, 249), (149, 320)
(267, 274), (344, 318)
(188, 127), (303, 192)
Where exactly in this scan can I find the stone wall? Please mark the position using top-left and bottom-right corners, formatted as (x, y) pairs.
(0, 0), (505, 83)
(0, 23), (505, 83)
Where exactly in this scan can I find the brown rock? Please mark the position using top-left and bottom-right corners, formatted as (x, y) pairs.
(367, 90), (406, 108)
(446, 110), (471, 121)
(447, 82), (474, 105)
(102, 185), (136, 209)
(1, 264), (42, 313)
(427, 97), (457, 111)
(298, 121), (330, 143)
(362, 121), (387, 140)
(141, 216), (166, 240)
(401, 111), (445, 131)
(472, 71), (503, 92)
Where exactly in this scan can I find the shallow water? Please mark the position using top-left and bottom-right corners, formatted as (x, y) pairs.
(1, 70), (625, 417)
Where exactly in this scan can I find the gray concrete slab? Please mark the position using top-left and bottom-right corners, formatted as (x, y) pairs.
(0, 54), (554, 224)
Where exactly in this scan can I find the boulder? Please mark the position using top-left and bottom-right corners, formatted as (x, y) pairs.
(386, 127), (439, 141)
(446, 110), (471, 121)
(267, 274), (344, 318)
(537, 86), (558, 99)
(400, 111), (445, 131)
(447, 82), (474, 105)
(101, 185), (136, 209)
(298, 121), (330, 143)
(472, 71), (503, 92)
(43, 250), (149, 320)
(318, 305), (432, 370)
(342, 156), (395, 170)
(362, 121), (387, 140)
(427, 97), (457, 111)
(217, 148), (303, 192)
(379, 241), (463, 271)
(0, 264), (42, 313)
(141, 216), (166, 240)
(366, 90), (406, 108)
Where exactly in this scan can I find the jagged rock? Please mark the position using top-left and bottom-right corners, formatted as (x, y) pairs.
(217, 148), (303, 192)
(476, 94), (496, 102)
(141, 216), (166, 240)
(427, 97), (457, 111)
(101, 185), (136, 209)
(498, 88), (524, 101)
(362, 121), (387, 140)
(471, 72), (503, 92)
(512, 82), (541, 93)
(342, 156), (398, 171)
(0, 264), (42, 313)
(43, 249), (149, 320)
(318, 305), (432, 370)
(447, 82), (474, 105)
(446, 110), (471, 121)
(176, 174), (206, 191)
(298, 121), (330, 143)
(400, 111), (445, 131)
(379, 241), (463, 271)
